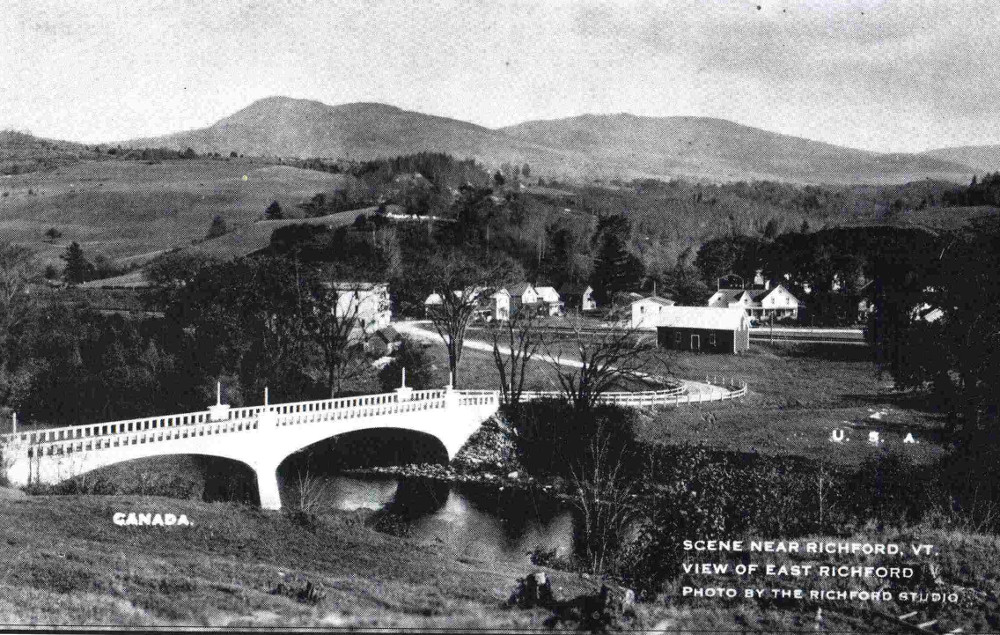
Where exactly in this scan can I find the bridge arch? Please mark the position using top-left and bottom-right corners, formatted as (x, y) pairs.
(4, 387), (500, 510)
(279, 427), (450, 475)
(45, 453), (260, 504)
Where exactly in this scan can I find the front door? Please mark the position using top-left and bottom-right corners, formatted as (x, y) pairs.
(690, 334), (700, 351)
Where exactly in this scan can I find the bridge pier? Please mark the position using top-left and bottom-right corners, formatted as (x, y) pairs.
(252, 459), (283, 511)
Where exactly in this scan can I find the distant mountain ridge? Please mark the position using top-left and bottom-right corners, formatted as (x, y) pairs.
(920, 145), (1000, 174)
(104, 96), (996, 184)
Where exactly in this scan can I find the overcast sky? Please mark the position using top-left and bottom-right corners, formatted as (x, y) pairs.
(2, 0), (998, 153)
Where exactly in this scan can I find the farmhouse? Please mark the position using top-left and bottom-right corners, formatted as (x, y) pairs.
(331, 281), (391, 337)
(631, 296), (676, 330)
(507, 282), (540, 314)
(655, 306), (750, 354)
(424, 287), (510, 321)
(707, 283), (800, 320)
(534, 285), (564, 316)
(560, 283), (597, 312)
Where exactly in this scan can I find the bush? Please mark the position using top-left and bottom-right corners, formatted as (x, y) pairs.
(505, 401), (640, 480)
(378, 336), (435, 391)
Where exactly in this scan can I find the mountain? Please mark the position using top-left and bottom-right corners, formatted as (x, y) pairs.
(920, 146), (1000, 174)
(499, 113), (976, 185)
(129, 97), (574, 169)
(126, 96), (977, 185)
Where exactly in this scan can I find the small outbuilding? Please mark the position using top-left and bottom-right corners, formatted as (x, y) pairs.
(631, 296), (676, 330)
(560, 283), (597, 313)
(655, 306), (751, 354)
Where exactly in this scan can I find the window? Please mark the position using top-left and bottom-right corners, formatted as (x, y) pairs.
(674, 332), (681, 344)
(709, 333), (717, 346)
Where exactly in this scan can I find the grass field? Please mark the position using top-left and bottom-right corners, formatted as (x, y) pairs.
(0, 159), (349, 267)
(2, 493), (994, 630)
(434, 334), (948, 468)
(0, 493), (595, 628)
(634, 342), (947, 467)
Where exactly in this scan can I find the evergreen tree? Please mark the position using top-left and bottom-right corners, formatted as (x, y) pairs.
(61, 242), (94, 284)
(590, 216), (644, 305)
(206, 215), (228, 239)
(264, 201), (284, 220)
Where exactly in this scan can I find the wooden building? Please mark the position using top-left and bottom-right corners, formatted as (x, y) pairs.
(655, 306), (750, 354)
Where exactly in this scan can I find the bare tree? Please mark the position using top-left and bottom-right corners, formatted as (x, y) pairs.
(486, 307), (543, 406)
(304, 276), (377, 397)
(569, 422), (641, 576)
(424, 254), (508, 388)
(544, 315), (653, 409)
(0, 244), (35, 338)
(0, 244), (36, 409)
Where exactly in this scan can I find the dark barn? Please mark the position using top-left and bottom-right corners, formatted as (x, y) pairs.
(655, 306), (750, 354)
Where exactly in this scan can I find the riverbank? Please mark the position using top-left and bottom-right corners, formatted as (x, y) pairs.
(0, 493), (597, 628)
(3, 492), (996, 631)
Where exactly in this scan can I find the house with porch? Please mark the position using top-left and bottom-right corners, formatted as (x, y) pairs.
(707, 283), (800, 320)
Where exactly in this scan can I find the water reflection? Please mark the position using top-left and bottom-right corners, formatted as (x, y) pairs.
(314, 476), (575, 562)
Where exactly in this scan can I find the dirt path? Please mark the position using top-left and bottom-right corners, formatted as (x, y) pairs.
(395, 321), (735, 401)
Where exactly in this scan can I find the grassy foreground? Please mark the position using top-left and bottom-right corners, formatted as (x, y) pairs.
(2, 493), (997, 631)
(0, 493), (594, 628)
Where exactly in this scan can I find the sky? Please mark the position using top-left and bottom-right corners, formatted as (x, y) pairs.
(2, 0), (999, 153)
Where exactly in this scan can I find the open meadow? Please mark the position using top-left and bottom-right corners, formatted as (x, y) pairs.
(0, 158), (348, 266)
(432, 333), (948, 468)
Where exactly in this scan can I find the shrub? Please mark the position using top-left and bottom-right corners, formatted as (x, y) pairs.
(378, 336), (435, 391)
(505, 401), (640, 480)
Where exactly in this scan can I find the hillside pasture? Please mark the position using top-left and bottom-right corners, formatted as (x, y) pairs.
(0, 159), (350, 266)
(436, 332), (948, 467)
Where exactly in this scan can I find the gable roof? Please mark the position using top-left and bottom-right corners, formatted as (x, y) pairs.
(507, 282), (535, 296)
(656, 306), (749, 330)
(633, 295), (676, 307)
(711, 288), (744, 302)
(534, 286), (561, 301)
(760, 284), (799, 303)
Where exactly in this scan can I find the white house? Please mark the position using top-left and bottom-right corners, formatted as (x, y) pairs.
(560, 283), (597, 312)
(630, 296), (677, 330)
(534, 286), (564, 316)
(424, 287), (510, 321)
(486, 288), (511, 321)
(331, 281), (391, 337)
(507, 283), (540, 313)
(707, 283), (800, 320)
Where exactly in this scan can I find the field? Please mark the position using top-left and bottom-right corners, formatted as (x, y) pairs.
(0, 159), (348, 267)
(1, 492), (994, 630)
(429, 333), (948, 468)
(0, 493), (596, 628)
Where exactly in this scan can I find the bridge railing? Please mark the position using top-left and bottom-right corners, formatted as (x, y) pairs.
(12, 388), (498, 458)
(5, 409), (217, 448)
(271, 390), (479, 429)
(27, 416), (262, 459)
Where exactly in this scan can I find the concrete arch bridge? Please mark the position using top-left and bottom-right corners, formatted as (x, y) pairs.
(1, 375), (746, 510)
(1, 384), (498, 510)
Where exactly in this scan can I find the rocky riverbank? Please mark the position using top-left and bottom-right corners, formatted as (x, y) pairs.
(341, 413), (533, 486)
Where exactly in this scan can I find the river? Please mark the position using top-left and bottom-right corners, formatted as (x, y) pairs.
(293, 474), (576, 562)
